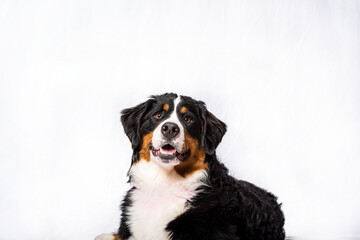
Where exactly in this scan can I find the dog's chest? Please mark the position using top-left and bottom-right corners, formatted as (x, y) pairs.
(129, 186), (191, 240)
(128, 160), (205, 240)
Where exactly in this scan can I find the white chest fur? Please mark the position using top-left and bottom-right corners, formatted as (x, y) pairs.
(128, 160), (206, 240)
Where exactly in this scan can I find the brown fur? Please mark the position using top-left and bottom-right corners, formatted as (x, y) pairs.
(175, 134), (207, 177)
(180, 106), (187, 114)
(139, 128), (206, 177)
(113, 233), (121, 240)
(163, 104), (169, 111)
(139, 132), (153, 162)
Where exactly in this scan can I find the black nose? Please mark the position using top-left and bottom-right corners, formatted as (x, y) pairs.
(161, 122), (180, 139)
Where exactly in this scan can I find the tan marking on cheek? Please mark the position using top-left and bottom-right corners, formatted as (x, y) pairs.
(180, 107), (187, 114)
(174, 133), (207, 177)
(163, 104), (169, 111)
(139, 132), (153, 162)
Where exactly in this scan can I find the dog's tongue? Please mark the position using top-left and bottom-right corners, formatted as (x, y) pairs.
(160, 144), (176, 155)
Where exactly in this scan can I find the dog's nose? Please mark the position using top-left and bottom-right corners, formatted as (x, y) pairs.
(161, 122), (180, 139)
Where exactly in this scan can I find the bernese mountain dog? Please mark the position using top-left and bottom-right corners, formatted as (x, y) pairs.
(96, 93), (285, 240)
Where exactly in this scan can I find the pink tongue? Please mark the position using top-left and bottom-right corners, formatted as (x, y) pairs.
(161, 145), (176, 154)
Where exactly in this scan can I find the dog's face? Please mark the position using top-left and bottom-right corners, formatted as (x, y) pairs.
(121, 93), (226, 176)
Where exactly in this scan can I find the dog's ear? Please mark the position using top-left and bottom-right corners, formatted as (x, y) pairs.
(121, 99), (154, 149)
(200, 103), (227, 156)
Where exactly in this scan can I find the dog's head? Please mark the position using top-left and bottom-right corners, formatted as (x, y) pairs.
(121, 93), (226, 176)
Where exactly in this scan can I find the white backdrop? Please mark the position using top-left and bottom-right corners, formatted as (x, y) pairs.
(0, 1), (359, 239)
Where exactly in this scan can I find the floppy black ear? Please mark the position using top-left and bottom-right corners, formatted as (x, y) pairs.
(121, 99), (153, 149)
(200, 105), (227, 156)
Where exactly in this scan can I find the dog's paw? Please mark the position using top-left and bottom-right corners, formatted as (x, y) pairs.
(95, 233), (120, 240)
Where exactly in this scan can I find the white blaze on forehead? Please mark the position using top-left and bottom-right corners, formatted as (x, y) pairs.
(152, 96), (184, 152)
(167, 96), (182, 125)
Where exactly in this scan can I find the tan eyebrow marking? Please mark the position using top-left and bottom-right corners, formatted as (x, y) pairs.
(163, 104), (169, 111)
(180, 107), (187, 114)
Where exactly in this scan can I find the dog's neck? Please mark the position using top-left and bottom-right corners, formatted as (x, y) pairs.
(129, 158), (207, 191)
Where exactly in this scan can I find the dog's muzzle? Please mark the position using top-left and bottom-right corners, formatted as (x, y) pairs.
(150, 142), (189, 163)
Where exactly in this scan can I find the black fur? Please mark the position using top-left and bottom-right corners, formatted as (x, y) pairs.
(200, 104), (227, 156)
(166, 158), (285, 240)
(121, 93), (177, 164)
(118, 93), (285, 240)
(121, 99), (154, 150)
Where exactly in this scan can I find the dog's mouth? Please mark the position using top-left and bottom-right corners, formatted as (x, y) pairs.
(151, 143), (189, 163)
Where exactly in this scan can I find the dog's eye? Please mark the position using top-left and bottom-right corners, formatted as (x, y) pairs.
(184, 116), (192, 123)
(154, 112), (164, 120)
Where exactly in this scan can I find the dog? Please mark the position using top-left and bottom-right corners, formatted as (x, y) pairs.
(96, 93), (285, 240)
